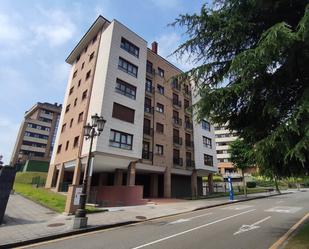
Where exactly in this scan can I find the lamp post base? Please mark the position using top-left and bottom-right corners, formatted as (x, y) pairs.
(73, 216), (88, 229)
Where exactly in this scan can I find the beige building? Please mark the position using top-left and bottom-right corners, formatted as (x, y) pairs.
(45, 16), (218, 207)
(10, 102), (61, 172)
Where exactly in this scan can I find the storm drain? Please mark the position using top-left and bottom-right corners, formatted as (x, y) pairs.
(47, 223), (65, 227)
(135, 216), (147, 220)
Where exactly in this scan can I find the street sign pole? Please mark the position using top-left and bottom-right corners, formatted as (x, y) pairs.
(228, 176), (234, 201)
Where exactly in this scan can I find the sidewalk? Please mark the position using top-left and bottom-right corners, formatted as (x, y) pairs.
(0, 191), (289, 248)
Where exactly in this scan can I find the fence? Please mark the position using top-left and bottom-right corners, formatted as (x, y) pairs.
(31, 176), (46, 188)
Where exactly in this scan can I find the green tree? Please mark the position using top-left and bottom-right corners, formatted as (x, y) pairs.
(173, 0), (309, 177)
(230, 139), (254, 197)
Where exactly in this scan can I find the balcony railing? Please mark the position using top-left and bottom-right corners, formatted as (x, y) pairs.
(173, 157), (183, 166)
(185, 122), (193, 130)
(142, 150), (153, 160)
(172, 99), (182, 108)
(186, 159), (195, 168)
(145, 85), (154, 95)
(144, 105), (154, 114)
(185, 140), (194, 148)
(143, 127), (153, 136)
(173, 136), (182, 146)
(183, 89), (192, 96)
(172, 117), (182, 126)
(171, 81), (181, 91)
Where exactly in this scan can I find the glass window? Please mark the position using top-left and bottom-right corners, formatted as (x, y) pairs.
(203, 136), (212, 148)
(204, 154), (213, 166)
(109, 129), (133, 150)
(115, 78), (136, 99)
(202, 120), (211, 131)
(120, 37), (139, 57)
(118, 57), (138, 77)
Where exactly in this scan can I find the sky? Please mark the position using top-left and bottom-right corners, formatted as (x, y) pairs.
(0, 0), (206, 164)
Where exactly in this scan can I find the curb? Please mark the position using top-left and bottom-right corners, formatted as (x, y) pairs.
(1, 192), (290, 249)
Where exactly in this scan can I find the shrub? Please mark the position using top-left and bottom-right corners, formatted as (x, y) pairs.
(246, 181), (257, 188)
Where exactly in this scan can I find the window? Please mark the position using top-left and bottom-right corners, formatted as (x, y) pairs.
(70, 118), (74, 128)
(84, 45), (88, 53)
(76, 54), (80, 63)
(172, 78), (181, 90)
(78, 79), (81, 87)
(57, 144), (62, 154)
(156, 144), (164, 155)
(156, 123), (164, 133)
(144, 97), (152, 113)
(86, 70), (91, 80)
(73, 136), (79, 148)
(73, 70), (77, 78)
(158, 67), (164, 77)
(145, 78), (153, 93)
(156, 103), (164, 113)
(146, 60), (153, 74)
(92, 34), (97, 43)
(120, 37), (139, 57)
(69, 87), (74, 95)
(109, 129), (133, 150)
(112, 102), (135, 123)
(81, 62), (85, 70)
(89, 52), (94, 61)
(204, 154), (213, 166)
(82, 90), (88, 100)
(157, 84), (164, 95)
(65, 104), (70, 113)
(203, 136), (212, 148)
(202, 120), (211, 131)
(143, 118), (151, 135)
(65, 141), (69, 151)
(115, 78), (136, 99)
(78, 112), (83, 123)
(74, 98), (77, 106)
(61, 123), (66, 133)
(184, 99), (189, 109)
(118, 57), (138, 77)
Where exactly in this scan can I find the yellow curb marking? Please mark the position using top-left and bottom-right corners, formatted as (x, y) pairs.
(269, 212), (309, 249)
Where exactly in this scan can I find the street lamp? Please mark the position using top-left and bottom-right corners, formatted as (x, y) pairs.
(74, 114), (106, 228)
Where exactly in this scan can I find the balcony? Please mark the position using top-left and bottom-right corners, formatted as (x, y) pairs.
(185, 140), (194, 149)
(171, 81), (181, 91)
(183, 89), (192, 97)
(146, 68), (155, 78)
(173, 136), (182, 146)
(144, 105), (154, 115)
(173, 157), (183, 167)
(172, 99), (182, 109)
(185, 122), (193, 130)
(143, 127), (153, 136)
(142, 150), (153, 160)
(145, 86), (154, 96)
(172, 117), (182, 127)
(186, 159), (195, 169)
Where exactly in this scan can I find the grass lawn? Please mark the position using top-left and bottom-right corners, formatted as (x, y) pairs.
(13, 183), (105, 214)
(284, 220), (309, 249)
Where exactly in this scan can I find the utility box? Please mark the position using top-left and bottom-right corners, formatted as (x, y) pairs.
(0, 166), (16, 224)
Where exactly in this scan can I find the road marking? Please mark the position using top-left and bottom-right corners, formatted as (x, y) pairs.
(233, 216), (271, 235)
(131, 209), (256, 249)
(269, 212), (309, 249)
(222, 205), (253, 210)
(169, 212), (213, 224)
(265, 206), (302, 214)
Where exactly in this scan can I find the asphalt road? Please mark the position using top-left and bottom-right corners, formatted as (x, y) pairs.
(22, 191), (309, 249)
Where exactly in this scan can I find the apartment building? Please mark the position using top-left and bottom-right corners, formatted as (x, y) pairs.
(45, 16), (217, 208)
(10, 102), (61, 172)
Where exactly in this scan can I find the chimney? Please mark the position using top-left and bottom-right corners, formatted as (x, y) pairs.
(151, 41), (158, 54)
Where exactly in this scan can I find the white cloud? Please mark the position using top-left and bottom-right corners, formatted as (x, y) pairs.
(0, 13), (23, 43)
(31, 9), (77, 47)
(0, 117), (20, 165)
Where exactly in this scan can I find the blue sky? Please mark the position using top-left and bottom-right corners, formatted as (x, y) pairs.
(0, 0), (206, 164)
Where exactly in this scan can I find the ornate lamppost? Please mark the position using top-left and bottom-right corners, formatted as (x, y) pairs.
(74, 114), (106, 228)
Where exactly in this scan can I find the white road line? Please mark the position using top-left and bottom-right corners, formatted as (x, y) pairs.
(131, 209), (256, 249)
(233, 216), (271, 235)
(168, 212), (213, 224)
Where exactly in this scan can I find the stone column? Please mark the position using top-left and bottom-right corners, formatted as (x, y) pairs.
(72, 159), (81, 185)
(208, 173), (214, 194)
(127, 162), (136, 186)
(191, 170), (198, 198)
(55, 163), (65, 192)
(45, 164), (56, 188)
(150, 174), (158, 198)
(114, 169), (123, 186)
(164, 168), (171, 198)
